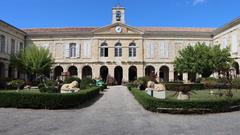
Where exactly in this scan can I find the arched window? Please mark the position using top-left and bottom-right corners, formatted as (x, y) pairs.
(100, 43), (108, 57)
(115, 43), (122, 57)
(0, 35), (5, 53)
(129, 43), (136, 57)
(69, 43), (76, 57)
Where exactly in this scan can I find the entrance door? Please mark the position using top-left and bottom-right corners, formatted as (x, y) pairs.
(114, 66), (123, 85)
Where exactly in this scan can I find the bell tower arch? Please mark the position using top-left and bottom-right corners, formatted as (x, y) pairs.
(112, 4), (125, 24)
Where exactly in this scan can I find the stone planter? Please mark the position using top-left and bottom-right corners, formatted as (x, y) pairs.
(177, 92), (190, 100)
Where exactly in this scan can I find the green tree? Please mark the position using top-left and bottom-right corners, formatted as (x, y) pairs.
(174, 42), (232, 78)
(11, 44), (54, 81)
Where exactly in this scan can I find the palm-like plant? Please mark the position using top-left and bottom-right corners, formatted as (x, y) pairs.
(11, 44), (54, 82)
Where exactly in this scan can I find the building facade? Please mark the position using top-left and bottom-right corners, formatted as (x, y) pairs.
(0, 6), (240, 84)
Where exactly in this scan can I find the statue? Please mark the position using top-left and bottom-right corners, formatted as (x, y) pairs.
(145, 71), (166, 99)
(61, 81), (80, 93)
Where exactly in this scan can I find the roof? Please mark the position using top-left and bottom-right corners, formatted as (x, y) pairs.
(0, 20), (27, 35)
(22, 26), (216, 34)
(138, 27), (216, 33)
(213, 17), (240, 35)
(22, 27), (98, 33)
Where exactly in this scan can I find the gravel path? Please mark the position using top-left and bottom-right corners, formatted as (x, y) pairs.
(0, 86), (240, 135)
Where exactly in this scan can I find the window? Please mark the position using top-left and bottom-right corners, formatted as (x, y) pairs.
(116, 11), (121, 21)
(0, 35), (5, 53)
(83, 41), (91, 58)
(147, 43), (154, 58)
(129, 43), (136, 57)
(19, 42), (24, 51)
(11, 39), (15, 54)
(100, 43), (108, 57)
(159, 42), (169, 58)
(231, 34), (238, 53)
(69, 43), (76, 57)
(115, 43), (122, 57)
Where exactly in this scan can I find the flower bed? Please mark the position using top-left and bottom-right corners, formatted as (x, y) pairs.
(129, 88), (240, 114)
(0, 87), (101, 109)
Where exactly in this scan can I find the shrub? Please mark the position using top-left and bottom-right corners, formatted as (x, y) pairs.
(9, 79), (25, 90)
(165, 83), (204, 91)
(38, 83), (45, 89)
(39, 86), (58, 93)
(133, 76), (150, 90)
(64, 77), (81, 85)
(46, 80), (57, 86)
(232, 77), (240, 89)
(0, 78), (12, 90)
(129, 88), (240, 114)
(0, 87), (100, 109)
(80, 78), (95, 90)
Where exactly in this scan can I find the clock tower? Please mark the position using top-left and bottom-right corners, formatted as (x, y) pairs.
(112, 4), (125, 24)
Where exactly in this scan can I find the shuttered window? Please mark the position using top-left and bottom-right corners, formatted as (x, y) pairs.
(0, 35), (5, 53)
(159, 42), (169, 58)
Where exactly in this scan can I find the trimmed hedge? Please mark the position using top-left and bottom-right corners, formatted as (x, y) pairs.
(129, 88), (240, 114)
(0, 87), (101, 109)
(164, 83), (204, 91)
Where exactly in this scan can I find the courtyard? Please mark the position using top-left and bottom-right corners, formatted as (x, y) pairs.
(0, 86), (240, 135)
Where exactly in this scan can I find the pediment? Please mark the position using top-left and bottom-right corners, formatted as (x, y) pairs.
(93, 23), (144, 35)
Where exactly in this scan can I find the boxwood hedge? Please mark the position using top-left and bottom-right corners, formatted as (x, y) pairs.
(130, 88), (240, 114)
(0, 87), (101, 109)
(164, 83), (204, 91)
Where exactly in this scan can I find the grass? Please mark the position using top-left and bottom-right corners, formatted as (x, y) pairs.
(0, 89), (41, 93)
(129, 88), (240, 114)
(165, 89), (240, 101)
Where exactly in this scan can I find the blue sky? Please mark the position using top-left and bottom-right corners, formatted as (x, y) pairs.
(0, 0), (239, 28)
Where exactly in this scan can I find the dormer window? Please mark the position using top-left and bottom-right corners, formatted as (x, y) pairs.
(116, 11), (121, 21)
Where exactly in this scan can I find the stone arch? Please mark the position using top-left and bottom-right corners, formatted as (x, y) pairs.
(54, 66), (63, 80)
(82, 66), (92, 79)
(114, 66), (123, 85)
(145, 65), (155, 76)
(232, 61), (240, 77)
(129, 66), (137, 82)
(100, 66), (108, 82)
(68, 66), (78, 77)
(0, 62), (4, 78)
(159, 66), (169, 82)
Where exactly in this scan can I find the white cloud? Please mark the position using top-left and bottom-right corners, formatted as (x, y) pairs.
(192, 0), (206, 6)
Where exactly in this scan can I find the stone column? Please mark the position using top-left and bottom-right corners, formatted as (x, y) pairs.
(4, 63), (9, 78)
(92, 64), (100, 79)
(122, 65), (129, 83)
(14, 68), (18, 79)
(183, 73), (188, 83)
(137, 65), (144, 78)
(169, 70), (174, 82)
(78, 66), (82, 79)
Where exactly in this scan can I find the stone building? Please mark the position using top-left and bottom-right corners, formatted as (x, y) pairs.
(0, 5), (239, 84)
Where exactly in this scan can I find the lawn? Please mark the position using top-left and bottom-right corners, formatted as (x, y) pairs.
(165, 89), (240, 101)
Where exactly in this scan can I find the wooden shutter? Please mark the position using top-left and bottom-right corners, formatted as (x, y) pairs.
(159, 42), (165, 58)
(232, 35), (238, 53)
(164, 43), (169, 58)
(87, 43), (92, 58)
(64, 44), (70, 58)
(147, 43), (151, 58)
(76, 44), (80, 58)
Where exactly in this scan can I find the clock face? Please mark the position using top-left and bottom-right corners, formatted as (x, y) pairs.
(115, 26), (122, 33)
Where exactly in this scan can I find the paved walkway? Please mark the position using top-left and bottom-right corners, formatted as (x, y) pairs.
(0, 86), (240, 135)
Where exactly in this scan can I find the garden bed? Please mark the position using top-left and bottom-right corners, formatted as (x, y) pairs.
(129, 88), (240, 114)
(0, 87), (101, 109)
